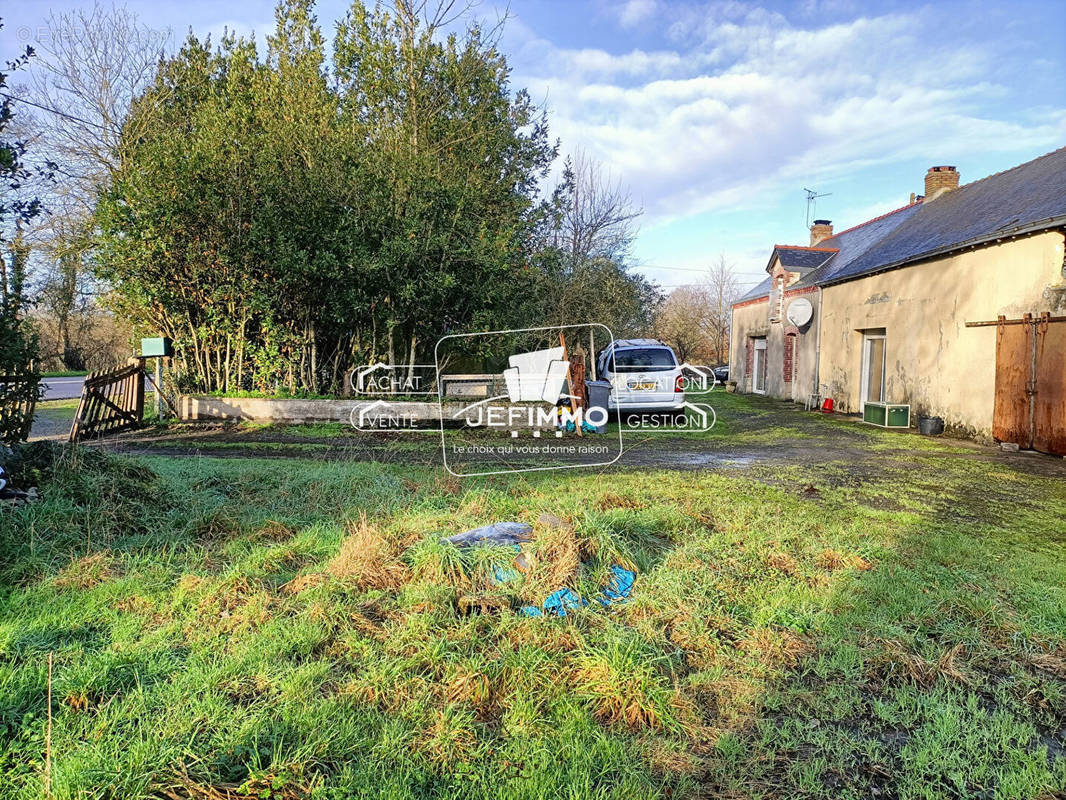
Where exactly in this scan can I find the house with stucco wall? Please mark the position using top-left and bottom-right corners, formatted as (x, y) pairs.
(730, 147), (1066, 454)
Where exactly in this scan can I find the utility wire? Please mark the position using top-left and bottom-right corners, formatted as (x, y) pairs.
(637, 264), (716, 273)
(0, 92), (108, 131)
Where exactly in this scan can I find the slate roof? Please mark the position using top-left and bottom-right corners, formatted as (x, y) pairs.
(737, 204), (918, 302)
(818, 146), (1066, 285)
(737, 275), (772, 302)
(795, 202), (922, 287)
(734, 145), (1066, 304)
(772, 246), (837, 271)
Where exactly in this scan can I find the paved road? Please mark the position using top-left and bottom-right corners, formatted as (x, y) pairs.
(42, 376), (85, 400)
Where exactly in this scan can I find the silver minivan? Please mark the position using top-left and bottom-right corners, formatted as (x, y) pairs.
(596, 339), (685, 414)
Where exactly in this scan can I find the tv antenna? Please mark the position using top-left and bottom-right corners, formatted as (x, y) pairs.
(804, 187), (831, 227)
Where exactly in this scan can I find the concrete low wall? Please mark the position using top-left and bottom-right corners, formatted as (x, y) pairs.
(181, 396), (451, 423)
(179, 396), (557, 430)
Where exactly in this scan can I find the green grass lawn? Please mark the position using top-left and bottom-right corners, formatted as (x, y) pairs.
(0, 406), (1064, 799)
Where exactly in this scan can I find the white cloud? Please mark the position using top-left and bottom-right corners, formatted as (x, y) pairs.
(620, 0), (657, 28)
(508, 4), (1066, 230)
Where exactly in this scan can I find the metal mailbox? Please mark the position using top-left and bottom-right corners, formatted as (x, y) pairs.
(140, 337), (173, 358)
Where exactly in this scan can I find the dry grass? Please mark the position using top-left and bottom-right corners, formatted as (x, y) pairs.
(668, 616), (721, 670)
(502, 619), (578, 656)
(327, 514), (409, 590)
(53, 552), (115, 590)
(162, 764), (318, 799)
(572, 659), (664, 730)
(764, 551), (799, 576)
(815, 547), (872, 572)
(186, 577), (274, 641)
(433, 473), (462, 496)
(62, 692), (91, 713)
(115, 594), (153, 615)
(519, 514), (580, 604)
(420, 709), (478, 765)
(738, 628), (814, 670)
(458, 491), (491, 518)
(252, 519), (296, 543)
(445, 667), (493, 712)
(640, 735), (703, 776)
(281, 572), (327, 595)
(873, 639), (972, 687)
(347, 606), (391, 641)
(1029, 648), (1066, 678)
(597, 491), (647, 511)
(688, 673), (761, 726)
(177, 574), (206, 593)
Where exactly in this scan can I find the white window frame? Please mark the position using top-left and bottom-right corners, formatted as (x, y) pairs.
(753, 338), (768, 394)
(861, 331), (886, 406)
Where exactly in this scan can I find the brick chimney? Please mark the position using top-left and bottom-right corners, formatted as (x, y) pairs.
(924, 166), (959, 201)
(810, 219), (833, 246)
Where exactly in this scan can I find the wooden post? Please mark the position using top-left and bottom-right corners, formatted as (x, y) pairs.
(45, 651), (52, 799)
(570, 351), (587, 410)
(559, 331), (588, 435)
(154, 357), (162, 420)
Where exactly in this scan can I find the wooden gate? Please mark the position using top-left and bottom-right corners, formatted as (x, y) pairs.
(70, 363), (145, 442)
(981, 313), (1066, 455)
(1033, 316), (1066, 454)
(0, 375), (38, 442)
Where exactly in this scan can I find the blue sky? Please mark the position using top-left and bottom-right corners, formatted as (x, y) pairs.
(4, 0), (1065, 292)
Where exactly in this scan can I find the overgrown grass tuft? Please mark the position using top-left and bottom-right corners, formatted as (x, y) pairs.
(0, 425), (1064, 799)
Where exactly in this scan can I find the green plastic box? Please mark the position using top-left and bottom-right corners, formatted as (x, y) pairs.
(863, 402), (910, 428)
(140, 337), (173, 358)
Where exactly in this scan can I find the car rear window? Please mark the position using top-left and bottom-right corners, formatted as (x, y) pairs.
(611, 348), (677, 371)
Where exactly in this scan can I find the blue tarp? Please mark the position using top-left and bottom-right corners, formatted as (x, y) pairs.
(599, 565), (636, 605)
(492, 545), (523, 584)
(521, 565), (636, 617)
(522, 588), (586, 617)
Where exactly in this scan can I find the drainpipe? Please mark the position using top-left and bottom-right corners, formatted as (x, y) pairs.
(812, 286), (823, 401)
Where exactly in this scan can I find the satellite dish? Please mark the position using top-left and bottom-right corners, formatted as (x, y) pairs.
(786, 297), (813, 327)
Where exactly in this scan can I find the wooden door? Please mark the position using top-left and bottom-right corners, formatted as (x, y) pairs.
(993, 318), (1033, 448)
(1033, 319), (1066, 455)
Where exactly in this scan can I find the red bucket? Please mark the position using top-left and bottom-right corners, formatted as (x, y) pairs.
(821, 397), (834, 414)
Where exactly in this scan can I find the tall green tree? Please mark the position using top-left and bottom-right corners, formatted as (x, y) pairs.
(95, 0), (557, 394)
(333, 0), (556, 369)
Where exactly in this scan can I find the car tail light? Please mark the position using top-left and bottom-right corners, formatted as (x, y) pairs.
(674, 375), (684, 393)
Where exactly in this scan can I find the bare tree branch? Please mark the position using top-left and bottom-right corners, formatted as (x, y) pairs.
(654, 255), (740, 364)
(557, 148), (642, 266)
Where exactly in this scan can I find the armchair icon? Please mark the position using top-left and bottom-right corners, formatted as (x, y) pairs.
(503, 347), (571, 403)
